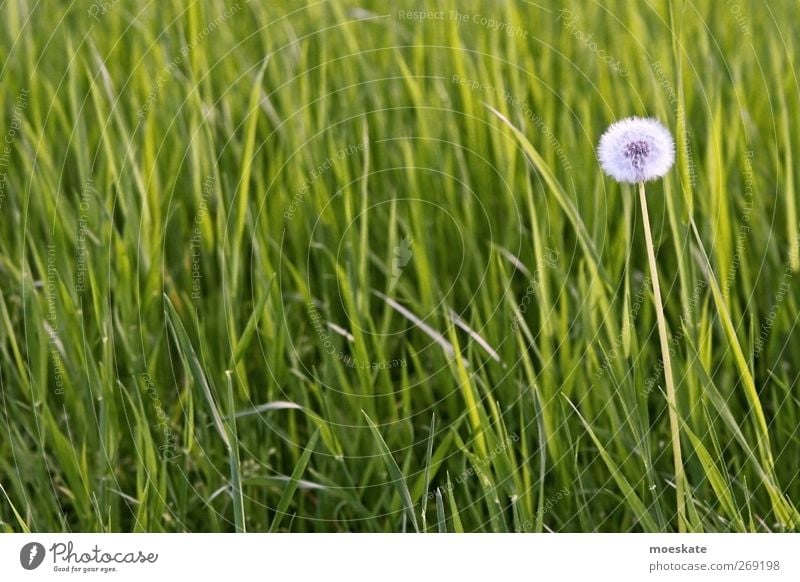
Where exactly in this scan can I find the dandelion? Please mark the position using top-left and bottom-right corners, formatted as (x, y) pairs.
(598, 117), (675, 184)
(598, 116), (686, 532)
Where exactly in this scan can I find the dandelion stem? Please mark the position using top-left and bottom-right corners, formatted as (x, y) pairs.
(638, 181), (686, 533)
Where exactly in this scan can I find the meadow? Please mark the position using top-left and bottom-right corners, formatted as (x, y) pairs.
(0, 0), (799, 533)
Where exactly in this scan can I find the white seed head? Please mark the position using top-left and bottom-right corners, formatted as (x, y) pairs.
(598, 117), (675, 184)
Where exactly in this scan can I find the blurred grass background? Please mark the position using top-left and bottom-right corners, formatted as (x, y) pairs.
(0, 0), (799, 532)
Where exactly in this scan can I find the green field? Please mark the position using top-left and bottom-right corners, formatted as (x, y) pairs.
(1, 0), (799, 533)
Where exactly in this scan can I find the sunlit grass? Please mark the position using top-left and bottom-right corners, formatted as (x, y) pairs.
(0, 0), (798, 533)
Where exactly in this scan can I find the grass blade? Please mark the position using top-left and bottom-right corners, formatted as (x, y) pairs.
(269, 429), (320, 532)
(362, 411), (419, 533)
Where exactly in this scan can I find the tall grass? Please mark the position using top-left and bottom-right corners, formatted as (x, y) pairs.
(0, 0), (798, 532)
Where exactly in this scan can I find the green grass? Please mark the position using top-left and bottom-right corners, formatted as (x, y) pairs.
(1, 0), (799, 533)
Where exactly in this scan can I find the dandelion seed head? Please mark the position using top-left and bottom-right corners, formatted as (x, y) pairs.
(598, 117), (675, 183)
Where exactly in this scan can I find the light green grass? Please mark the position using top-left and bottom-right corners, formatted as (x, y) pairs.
(0, 0), (798, 532)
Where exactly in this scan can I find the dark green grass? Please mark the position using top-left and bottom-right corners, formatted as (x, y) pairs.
(1, 0), (799, 532)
